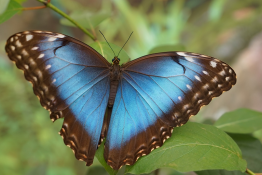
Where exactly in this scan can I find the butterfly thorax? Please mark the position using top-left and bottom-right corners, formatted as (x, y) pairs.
(108, 58), (121, 108)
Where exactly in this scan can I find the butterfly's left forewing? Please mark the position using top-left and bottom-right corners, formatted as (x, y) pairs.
(5, 31), (111, 165)
(104, 52), (236, 169)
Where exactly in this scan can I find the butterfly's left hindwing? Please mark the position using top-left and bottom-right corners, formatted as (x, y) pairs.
(5, 31), (111, 165)
(104, 52), (236, 169)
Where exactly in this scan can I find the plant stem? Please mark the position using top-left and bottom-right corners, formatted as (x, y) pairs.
(246, 168), (256, 175)
(36, 0), (96, 41)
(23, 6), (47, 10)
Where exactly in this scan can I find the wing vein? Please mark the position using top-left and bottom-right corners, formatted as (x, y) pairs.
(122, 71), (170, 126)
(149, 76), (177, 106)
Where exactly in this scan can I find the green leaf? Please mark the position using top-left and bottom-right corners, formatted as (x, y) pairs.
(89, 41), (130, 64)
(230, 134), (262, 173)
(195, 134), (262, 175)
(214, 108), (262, 134)
(60, 10), (110, 29)
(0, 0), (10, 15)
(148, 44), (186, 54)
(196, 169), (240, 175)
(15, 0), (27, 3)
(47, 167), (75, 175)
(254, 129), (262, 141)
(0, 0), (22, 24)
(125, 122), (246, 174)
(86, 166), (109, 175)
(95, 141), (118, 175)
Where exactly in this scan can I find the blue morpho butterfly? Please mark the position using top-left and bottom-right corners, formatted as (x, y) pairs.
(5, 31), (236, 170)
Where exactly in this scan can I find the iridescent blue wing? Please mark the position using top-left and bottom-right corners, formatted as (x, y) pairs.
(5, 31), (111, 165)
(104, 52), (236, 169)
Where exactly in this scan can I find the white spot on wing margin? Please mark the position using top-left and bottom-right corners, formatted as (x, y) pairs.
(31, 47), (38, 50)
(22, 49), (28, 56)
(185, 56), (194, 62)
(48, 37), (57, 41)
(210, 61), (217, 68)
(26, 35), (33, 41)
(15, 40), (22, 47)
(56, 34), (65, 38)
(195, 75), (201, 81)
(45, 65), (51, 70)
(176, 52), (188, 57)
(203, 70), (209, 75)
(10, 45), (15, 51)
(38, 54), (44, 58)
(186, 84), (192, 90)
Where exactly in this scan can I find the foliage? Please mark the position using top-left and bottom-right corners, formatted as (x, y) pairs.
(0, 0), (22, 24)
(60, 10), (110, 30)
(0, 0), (10, 15)
(214, 109), (262, 133)
(89, 41), (130, 64)
(0, 0), (262, 175)
(125, 122), (246, 174)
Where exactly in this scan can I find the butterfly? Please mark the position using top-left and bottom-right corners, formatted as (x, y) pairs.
(5, 31), (236, 170)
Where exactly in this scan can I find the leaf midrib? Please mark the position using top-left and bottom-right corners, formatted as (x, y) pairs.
(146, 142), (240, 159)
(215, 116), (260, 129)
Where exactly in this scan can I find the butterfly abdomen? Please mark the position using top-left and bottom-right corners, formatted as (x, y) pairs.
(108, 64), (121, 107)
(108, 80), (119, 107)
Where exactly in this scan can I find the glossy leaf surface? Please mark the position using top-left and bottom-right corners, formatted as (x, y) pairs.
(214, 109), (262, 133)
(125, 122), (246, 174)
(0, 0), (22, 24)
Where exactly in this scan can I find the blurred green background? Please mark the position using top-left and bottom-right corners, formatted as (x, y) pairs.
(0, 0), (262, 175)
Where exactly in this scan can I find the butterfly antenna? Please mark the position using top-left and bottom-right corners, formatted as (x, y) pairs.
(117, 32), (133, 57)
(99, 30), (116, 56)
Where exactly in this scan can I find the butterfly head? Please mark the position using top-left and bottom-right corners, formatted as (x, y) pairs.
(112, 56), (120, 65)
(99, 30), (133, 66)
